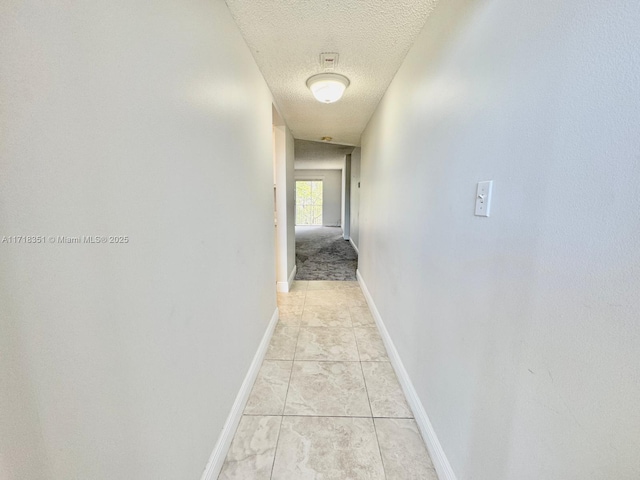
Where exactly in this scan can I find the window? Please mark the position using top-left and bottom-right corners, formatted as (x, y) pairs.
(296, 180), (323, 225)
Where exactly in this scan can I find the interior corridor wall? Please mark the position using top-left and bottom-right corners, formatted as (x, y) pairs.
(294, 169), (343, 227)
(0, 1), (277, 479)
(358, 0), (640, 479)
(285, 129), (296, 277)
(349, 148), (361, 250)
(273, 123), (296, 288)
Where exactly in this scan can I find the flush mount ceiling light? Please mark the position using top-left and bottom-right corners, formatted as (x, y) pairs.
(306, 73), (350, 104)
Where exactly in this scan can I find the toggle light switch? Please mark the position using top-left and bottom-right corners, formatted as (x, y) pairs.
(475, 181), (493, 217)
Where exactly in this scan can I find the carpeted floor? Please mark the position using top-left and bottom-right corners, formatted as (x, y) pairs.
(295, 226), (358, 281)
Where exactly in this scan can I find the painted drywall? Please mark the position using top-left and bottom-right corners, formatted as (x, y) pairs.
(285, 130), (296, 280)
(342, 155), (351, 240)
(273, 120), (296, 289)
(358, 0), (640, 479)
(0, 1), (276, 479)
(295, 170), (343, 227)
(349, 148), (361, 249)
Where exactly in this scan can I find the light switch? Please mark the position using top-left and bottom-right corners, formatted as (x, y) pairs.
(475, 181), (493, 217)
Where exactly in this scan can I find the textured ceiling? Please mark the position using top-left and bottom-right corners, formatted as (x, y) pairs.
(225, 0), (438, 146)
(294, 139), (354, 169)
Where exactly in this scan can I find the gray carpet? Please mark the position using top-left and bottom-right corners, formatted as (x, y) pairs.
(295, 226), (358, 281)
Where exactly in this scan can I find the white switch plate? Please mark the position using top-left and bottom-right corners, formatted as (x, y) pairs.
(475, 180), (493, 217)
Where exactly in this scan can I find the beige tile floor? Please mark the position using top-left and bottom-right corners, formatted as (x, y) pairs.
(218, 281), (438, 480)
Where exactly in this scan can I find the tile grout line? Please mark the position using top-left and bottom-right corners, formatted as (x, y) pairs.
(269, 288), (306, 480)
(371, 416), (389, 480)
(268, 415), (285, 480)
(354, 293), (389, 480)
(354, 328), (374, 420)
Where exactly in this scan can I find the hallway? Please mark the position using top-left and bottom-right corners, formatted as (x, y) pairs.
(2, 1), (639, 479)
(218, 281), (436, 479)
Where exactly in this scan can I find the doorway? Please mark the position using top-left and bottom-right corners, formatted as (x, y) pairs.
(272, 105), (296, 293)
(296, 180), (323, 225)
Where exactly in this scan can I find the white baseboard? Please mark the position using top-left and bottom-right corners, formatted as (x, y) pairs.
(349, 238), (359, 255)
(200, 307), (279, 480)
(356, 270), (457, 480)
(288, 265), (297, 288)
(276, 265), (297, 293)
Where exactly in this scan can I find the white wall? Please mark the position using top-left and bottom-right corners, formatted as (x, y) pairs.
(349, 148), (361, 249)
(295, 170), (343, 227)
(342, 155), (351, 239)
(359, 0), (640, 479)
(285, 130), (296, 278)
(273, 120), (296, 290)
(0, 1), (277, 479)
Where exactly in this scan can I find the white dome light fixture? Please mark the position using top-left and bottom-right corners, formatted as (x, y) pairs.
(306, 73), (350, 104)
